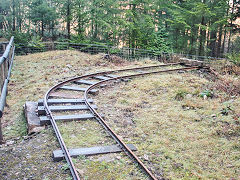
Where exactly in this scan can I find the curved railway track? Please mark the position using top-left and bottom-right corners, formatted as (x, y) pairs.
(43, 62), (206, 180)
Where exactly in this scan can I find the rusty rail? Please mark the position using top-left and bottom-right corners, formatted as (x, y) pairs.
(0, 36), (15, 144)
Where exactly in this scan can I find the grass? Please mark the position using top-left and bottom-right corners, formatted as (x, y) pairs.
(2, 50), (239, 179)
(73, 154), (147, 180)
(1, 50), (163, 179)
(2, 50), (159, 139)
(57, 120), (115, 148)
(96, 72), (240, 179)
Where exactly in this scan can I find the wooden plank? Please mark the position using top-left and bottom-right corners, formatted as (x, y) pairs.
(135, 70), (145, 73)
(38, 105), (97, 115)
(93, 76), (110, 81)
(105, 74), (130, 82)
(53, 144), (137, 161)
(74, 80), (106, 88)
(49, 92), (83, 99)
(38, 99), (93, 106)
(40, 114), (98, 125)
(74, 80), (96, 85)
(58, 86), (98, 94)
(105, 74), (118, 78)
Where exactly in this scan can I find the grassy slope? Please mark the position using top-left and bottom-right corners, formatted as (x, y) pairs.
(96, 72), (240, 179)
(3, 50), (153, 138)
(0, 50), (239, 179)
(1, 50), (159, 180)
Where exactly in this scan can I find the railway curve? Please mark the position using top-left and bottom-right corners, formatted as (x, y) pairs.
(43, 62), (207, 180)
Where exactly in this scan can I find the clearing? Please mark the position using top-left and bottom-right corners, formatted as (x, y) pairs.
(0, 50), (239, 180)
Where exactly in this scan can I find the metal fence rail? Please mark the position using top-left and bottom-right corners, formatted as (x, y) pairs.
(0, 36), (15, 144)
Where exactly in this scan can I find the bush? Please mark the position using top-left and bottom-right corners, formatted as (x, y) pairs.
(175, 90), (188, 100)
(227, 53), (240, 66)
(199, 90), (214, 98)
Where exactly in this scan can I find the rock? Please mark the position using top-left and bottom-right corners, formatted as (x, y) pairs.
(186, 94), (193, 99)
(123, 119), (133, 126)
(66, 64), (72, 68)
(211, 114), (216, 118)
(6, 140), (14, 146)
(24, 101), (45, 135)
(116, 155), (121, 160)
(143, 154), (149, 161)
(172, 163), (184, 169)
(178, 70), (185, 74)
(94, 154), (115, 162)
(203, 95), (207, 100)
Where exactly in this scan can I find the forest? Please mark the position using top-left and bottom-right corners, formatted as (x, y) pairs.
(0, 0), (240, 58)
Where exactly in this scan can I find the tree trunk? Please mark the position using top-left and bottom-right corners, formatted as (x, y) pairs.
(217, 26), (223, 57)
(41, 15), (44, 37)
(199, 16), (206, 56)
(0, 7), (3, 30)
(93, 23), (98, 40)
(67, 0), (71, 39)
(227, 0), (235, 53)
(209, 30), (217, 57)
(221, 28), (227, 54)
(12, 0), (16, 31)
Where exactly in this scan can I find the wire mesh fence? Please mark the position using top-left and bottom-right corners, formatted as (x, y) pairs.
(15, 42), (227, 63)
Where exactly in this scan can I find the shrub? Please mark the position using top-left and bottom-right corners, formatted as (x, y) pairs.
(227, 53), (240, 66)
(175, 90), (188, 100)
(199, 90), (214, 98)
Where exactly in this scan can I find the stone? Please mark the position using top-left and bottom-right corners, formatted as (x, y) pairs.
(6, 140), (14, 146)
(186, 94), (193, 99)
(143, 154), (149, 161)
(95, 155), (114, 162)
(24, 101), (45, 135)
(203, 95), (207, 100)
(211, 114), (216, 118)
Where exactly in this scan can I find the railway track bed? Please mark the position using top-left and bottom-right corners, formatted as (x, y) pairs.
(1, 50), (239, 180)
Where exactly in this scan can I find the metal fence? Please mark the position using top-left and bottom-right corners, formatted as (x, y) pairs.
(15, 42), (226, 63)
(0, 36), (15, 144)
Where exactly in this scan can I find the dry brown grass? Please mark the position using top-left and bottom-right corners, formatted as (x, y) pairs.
(2, 50), (239, 179)
(3, 50), (159, 138)
(1, 50), (162, 180)
(96, 71), (240, 179)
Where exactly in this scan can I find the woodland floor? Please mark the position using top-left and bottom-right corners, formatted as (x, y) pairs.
(0, 50), (239, 180)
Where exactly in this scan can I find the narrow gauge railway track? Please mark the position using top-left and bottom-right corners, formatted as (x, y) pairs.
(43, 62), (206, 180)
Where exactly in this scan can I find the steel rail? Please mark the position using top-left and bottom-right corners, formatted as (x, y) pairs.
(43, 64), (201, 180)
(84, 66), (202, 180)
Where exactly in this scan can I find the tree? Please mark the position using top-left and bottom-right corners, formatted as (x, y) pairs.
(28, 0), (57, 38)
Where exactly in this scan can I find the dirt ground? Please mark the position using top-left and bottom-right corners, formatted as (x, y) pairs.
(0, 50), (239, 180)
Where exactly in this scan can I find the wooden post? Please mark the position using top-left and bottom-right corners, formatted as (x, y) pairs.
(1, 64), (4, 88)
(0, 36), (14, 144)
(2, 43), (6, 52)
(0, 119), (3, 144)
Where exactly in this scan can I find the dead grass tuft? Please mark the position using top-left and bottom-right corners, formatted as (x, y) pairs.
(214, 76), (240, 97)
(220, 63), (240, 76)
(104, 54), (127, 66)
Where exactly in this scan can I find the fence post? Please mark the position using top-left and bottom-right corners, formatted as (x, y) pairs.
(0, 36), (14, 144)
(0, 120), (3, 144)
